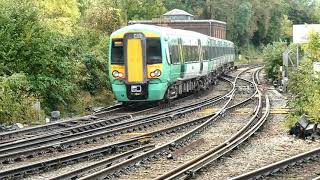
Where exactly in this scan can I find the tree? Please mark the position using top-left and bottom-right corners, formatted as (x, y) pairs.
(163, 0), (204, 18)
(233, 1), (253, 46)
(35, 0), (81, 34)
(287, 0), (320, 24)
(113, 0), (166, 23)
(82, 0), (121, 34)
(0, 0), (78, 112)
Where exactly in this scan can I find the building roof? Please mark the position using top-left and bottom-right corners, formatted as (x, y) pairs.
(163, 9), (194, 17)
(129, 19), (226, 25)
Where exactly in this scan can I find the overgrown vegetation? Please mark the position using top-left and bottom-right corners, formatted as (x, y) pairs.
(262, 42), (288, 81)
(286, 32), (320, 126)
(0, 0), (113, 124)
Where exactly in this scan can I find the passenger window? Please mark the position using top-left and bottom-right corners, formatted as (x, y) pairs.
(195, 46), (199, 61)
(183, 45), (188, 62)
(192, 46), (196, 62)
(214, 47), (217, 58)
(111, 40), (124, 64)
(170, 44), (179, 64)
(147, 39), (162, 64)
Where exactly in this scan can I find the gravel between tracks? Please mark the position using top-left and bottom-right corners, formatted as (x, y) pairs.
(3, 78), (234, 179)
(265, 157), (320, 179)
(195, 70), (320, 180)
(117, 101), (257, 180)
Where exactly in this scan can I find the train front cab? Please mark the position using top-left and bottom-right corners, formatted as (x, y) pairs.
(109, 32), (168, 102)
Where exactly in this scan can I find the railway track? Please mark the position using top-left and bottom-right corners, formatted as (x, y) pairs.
(0, 81), (231, 165)
(231, 147), (320, 180)
(0, 70), (240, 179)
(0, 82), (230, 163)
(67, 68), (261, 180)
(0, 82), (216, 146)
(0, 103), (154, 145)
(151, 68), (269, 180)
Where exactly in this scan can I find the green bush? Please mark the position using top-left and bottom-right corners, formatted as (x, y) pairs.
(287, 32), (320, 126)
(262, 41), (287, 81)
(0, 0), (79, 112)
(69, 28), (111, 94)
(0, 74), (44, 124)
(0, 0), (115, 124)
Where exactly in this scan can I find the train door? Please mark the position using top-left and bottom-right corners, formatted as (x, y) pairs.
(168, 38), (181, 81)
(179, 38), (185, 79)
(198, 39), (203, 75)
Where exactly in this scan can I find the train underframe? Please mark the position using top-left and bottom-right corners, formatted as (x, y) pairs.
(165, 62), (234, 100)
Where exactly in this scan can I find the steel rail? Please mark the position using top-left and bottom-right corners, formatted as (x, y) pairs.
(0, 89), (234, 179)
(78, 68), (252, 180)
(50, 113), (219, 180)
(154, 68), (266, 180)
(0, 115), (131, 151)
(0, 68), (251, 179)
(314, 176), (320, 180)
(157, 96), (269, 180)
(0, 102), (159, 145)
(230, 147), (320, 180)
(0, 112), (215, 179)
(0, 95), (223, 164)
(50, 145), (155, 180)
(0, 79), (234, 164)
(0, 115), (100, 143)
(0, 137), (149, 179)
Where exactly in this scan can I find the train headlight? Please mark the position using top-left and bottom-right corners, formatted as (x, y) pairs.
(118, 72), (124, 78)
(150, 69), (161, 77)
(112, 70), (119, 78)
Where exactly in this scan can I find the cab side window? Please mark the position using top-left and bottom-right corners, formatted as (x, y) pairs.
(111, 40), (124, 64)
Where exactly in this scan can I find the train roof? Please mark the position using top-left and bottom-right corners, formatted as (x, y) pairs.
(111, 24), (234, 46)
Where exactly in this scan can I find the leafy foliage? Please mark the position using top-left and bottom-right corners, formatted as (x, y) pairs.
(0, 0), (78, 112)
(262, 42), (287, 81)
(82, 0), (121, 34)
(0, 73), (42, 124)
(287, 32), (320, 125)
(35, 0), (81, 34)
(0, 0), (115, 124)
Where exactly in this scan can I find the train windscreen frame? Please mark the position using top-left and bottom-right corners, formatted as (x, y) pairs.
(111, 39), (124, 64)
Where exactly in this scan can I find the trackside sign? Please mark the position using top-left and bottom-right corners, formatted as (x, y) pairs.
(293, 24), (320, 44)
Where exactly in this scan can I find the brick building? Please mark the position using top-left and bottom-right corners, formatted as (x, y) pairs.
(128, 9), (227, 39)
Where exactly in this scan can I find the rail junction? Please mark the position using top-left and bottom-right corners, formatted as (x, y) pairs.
(0, 66), (318, 180)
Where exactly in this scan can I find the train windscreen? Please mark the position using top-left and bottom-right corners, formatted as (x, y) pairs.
(147, 39), (162, 64)
(111, 40), (124, 64)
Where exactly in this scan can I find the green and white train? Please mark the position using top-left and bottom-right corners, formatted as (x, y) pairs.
(109, 24), (235, 104)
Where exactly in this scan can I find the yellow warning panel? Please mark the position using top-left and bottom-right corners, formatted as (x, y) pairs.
(231, 108), (252, 114)
(270, 108), (290, 114)
(127, 39), (143, 83)
(198, 108), (219, 115)
(125, 132), (147, 137)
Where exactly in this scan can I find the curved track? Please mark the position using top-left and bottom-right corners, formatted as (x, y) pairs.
(230, 147), (320, 180)
(0, 72), (236, 179)
(71, 67), (265, 180)
(155, 68), (270, 180)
